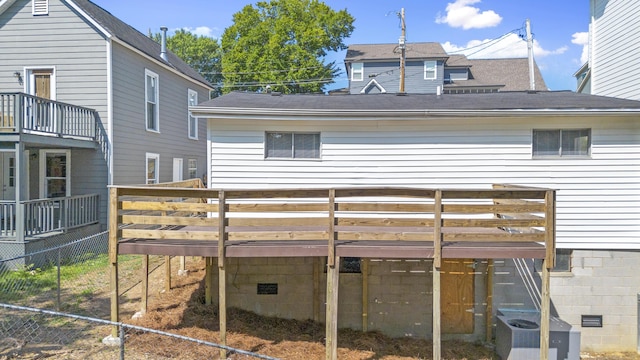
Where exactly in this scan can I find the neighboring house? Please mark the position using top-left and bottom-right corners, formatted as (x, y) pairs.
(344, 42), (547, 94)
(0, 0), (211, 258)
(575, 0), (640, 100)
(192, 90), (640, 352)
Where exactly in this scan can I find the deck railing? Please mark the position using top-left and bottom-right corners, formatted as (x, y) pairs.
(0, 93), (97, 139)
(109, 185), (555, 267)
(0, 194), (99, 239)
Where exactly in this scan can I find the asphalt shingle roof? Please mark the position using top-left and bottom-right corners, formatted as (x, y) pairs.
(198, 91), (640, 111)
(345, 43), (448, 61)
(72, 0), (211, 88)
(446, 58), (548, 91)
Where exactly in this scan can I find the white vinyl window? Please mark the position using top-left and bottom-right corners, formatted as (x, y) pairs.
(188, 89), (198, 139)
(145, 69), (159, 132)
(265, 132), (320, 159)
(533, 129), (591, 157)
(40, 150), (70, 198)
(424, 60), (437, 80)
(146, 153), (160, 184)
(351, 63), (363, 81)
(32, 0), (48, 15)
(188, 158), (197, 179)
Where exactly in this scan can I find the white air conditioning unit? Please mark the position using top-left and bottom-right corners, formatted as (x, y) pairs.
(495, 310), (580, 360)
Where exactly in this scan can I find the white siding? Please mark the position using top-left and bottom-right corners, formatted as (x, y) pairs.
(590, 0), (640, 100)
(208, 115), (640, 249)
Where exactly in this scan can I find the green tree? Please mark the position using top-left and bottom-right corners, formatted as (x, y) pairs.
(152, 29), (222, 97)
(221, 0), (354, 94)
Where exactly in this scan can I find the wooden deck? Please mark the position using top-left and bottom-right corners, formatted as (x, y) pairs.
(108, 181), (556, 360)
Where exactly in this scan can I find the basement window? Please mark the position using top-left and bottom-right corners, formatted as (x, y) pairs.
(535, 249), (571, 272)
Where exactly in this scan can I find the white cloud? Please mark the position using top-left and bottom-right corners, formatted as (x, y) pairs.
(178, 26), (218, 38)
(571, 31), (589, 64)
(436, 0), (502, 30)
(443, 33), (567, 59)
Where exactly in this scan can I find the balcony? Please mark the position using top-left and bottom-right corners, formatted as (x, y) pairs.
(0, 92), (98, 140)
(0, 194), (100, 241)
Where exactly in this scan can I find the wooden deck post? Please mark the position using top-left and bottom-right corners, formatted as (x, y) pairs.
(205, 257), (212, 305)
(540, 259), (551, 360)
(313, 257), (320, 322)
(326, 255), (340, 360)
(485, 259), (494, 343)
(218, 191), (227, 360)
(433, 190), (442, 360)
(362, 258), (369, 332)
(164, 255), (171, 292)
(108, 187), (120, 337)
(141, 255), (149, 314)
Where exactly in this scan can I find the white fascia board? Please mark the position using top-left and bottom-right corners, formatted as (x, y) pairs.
(0, 0), (18, 14)
(191, 107), (640, 121)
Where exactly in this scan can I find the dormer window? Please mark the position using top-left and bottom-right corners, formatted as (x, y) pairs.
(32, 0), (48, 15)
(351, 63), (363, 81)
(424, 60), (437, 80)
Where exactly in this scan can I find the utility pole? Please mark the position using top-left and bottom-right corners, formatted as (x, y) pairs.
(526, 18), (535, 91)
(399, 8), (406, 94)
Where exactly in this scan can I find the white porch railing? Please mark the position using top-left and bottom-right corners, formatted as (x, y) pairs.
(0, 93), (97, 139)
(0, 194), (99, 239)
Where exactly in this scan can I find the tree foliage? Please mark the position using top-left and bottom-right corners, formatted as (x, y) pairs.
(152, 29), (222, 97)
(221, 0), (354, 94)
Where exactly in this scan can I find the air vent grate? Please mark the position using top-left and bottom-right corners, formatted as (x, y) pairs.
(581, 315), (603, 328)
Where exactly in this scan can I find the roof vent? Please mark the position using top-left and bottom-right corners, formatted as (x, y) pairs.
(160, 26), (168, 62)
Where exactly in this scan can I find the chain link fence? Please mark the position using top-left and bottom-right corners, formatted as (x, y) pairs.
(0, 231), (277, 359)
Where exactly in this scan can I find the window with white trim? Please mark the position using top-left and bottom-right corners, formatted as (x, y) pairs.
(145, 69), (159, 132)
(351, 63), (363, 81)
(265, 132), (320, 159)
(40, 150), (70, 198)
(533, 129), (591, 157)
(32, 0), (48, 15)
(188, 89), (198, 139)
(146, 153), (159, 184)
(188, 158), (197, 179)
(424, 60), (437, 80)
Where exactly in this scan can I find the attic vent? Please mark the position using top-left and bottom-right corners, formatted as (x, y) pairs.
(32, 0), (48, 15)
(581, 315), (603, 328)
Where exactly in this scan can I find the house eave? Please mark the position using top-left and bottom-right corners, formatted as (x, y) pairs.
(192, 107), (640, 121)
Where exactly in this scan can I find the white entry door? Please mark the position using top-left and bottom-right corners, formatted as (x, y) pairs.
(1, 153), (16, 200)
(173, 158), (183, 182)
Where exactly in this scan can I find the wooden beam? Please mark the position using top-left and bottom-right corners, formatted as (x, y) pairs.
(218, 190), (227, 360)
(325, 255), (340, 360)
(362, 259), (369, 332)
(164, 255), (171, 292)
(545, 190), (556, 268)
(108, 187), (120, 337)
(433, 260), (441, 360)
(328, 189), (336, 268)
(141, 255), (149, 314)
(179, 256), (186, 275)
(313, 257), (320, 322)
(485, 259), (493, 343)
(434, 190), (442, 268)
(205, 257), (212, 305)
(540, 259), (551, 360)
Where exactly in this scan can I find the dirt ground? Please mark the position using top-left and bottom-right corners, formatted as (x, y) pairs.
(3, 256), (640, 359)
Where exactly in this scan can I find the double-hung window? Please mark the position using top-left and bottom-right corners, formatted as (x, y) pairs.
(146, 153), (159, 184)
(265, 132), (320, 159)
(145, 69), (159, 132)
(424, 60), (437, 80)
(533, 129), (591, 157)
(188, 158), (197, 179)
(188, 89), (198, 139)
(351, 63), (363, 81)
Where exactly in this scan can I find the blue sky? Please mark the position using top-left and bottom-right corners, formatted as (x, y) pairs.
(92, 0), (589, 92)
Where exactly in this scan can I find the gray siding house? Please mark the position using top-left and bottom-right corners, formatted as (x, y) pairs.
(345, 42), (547, 94)
(0, 0), (211, 257)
